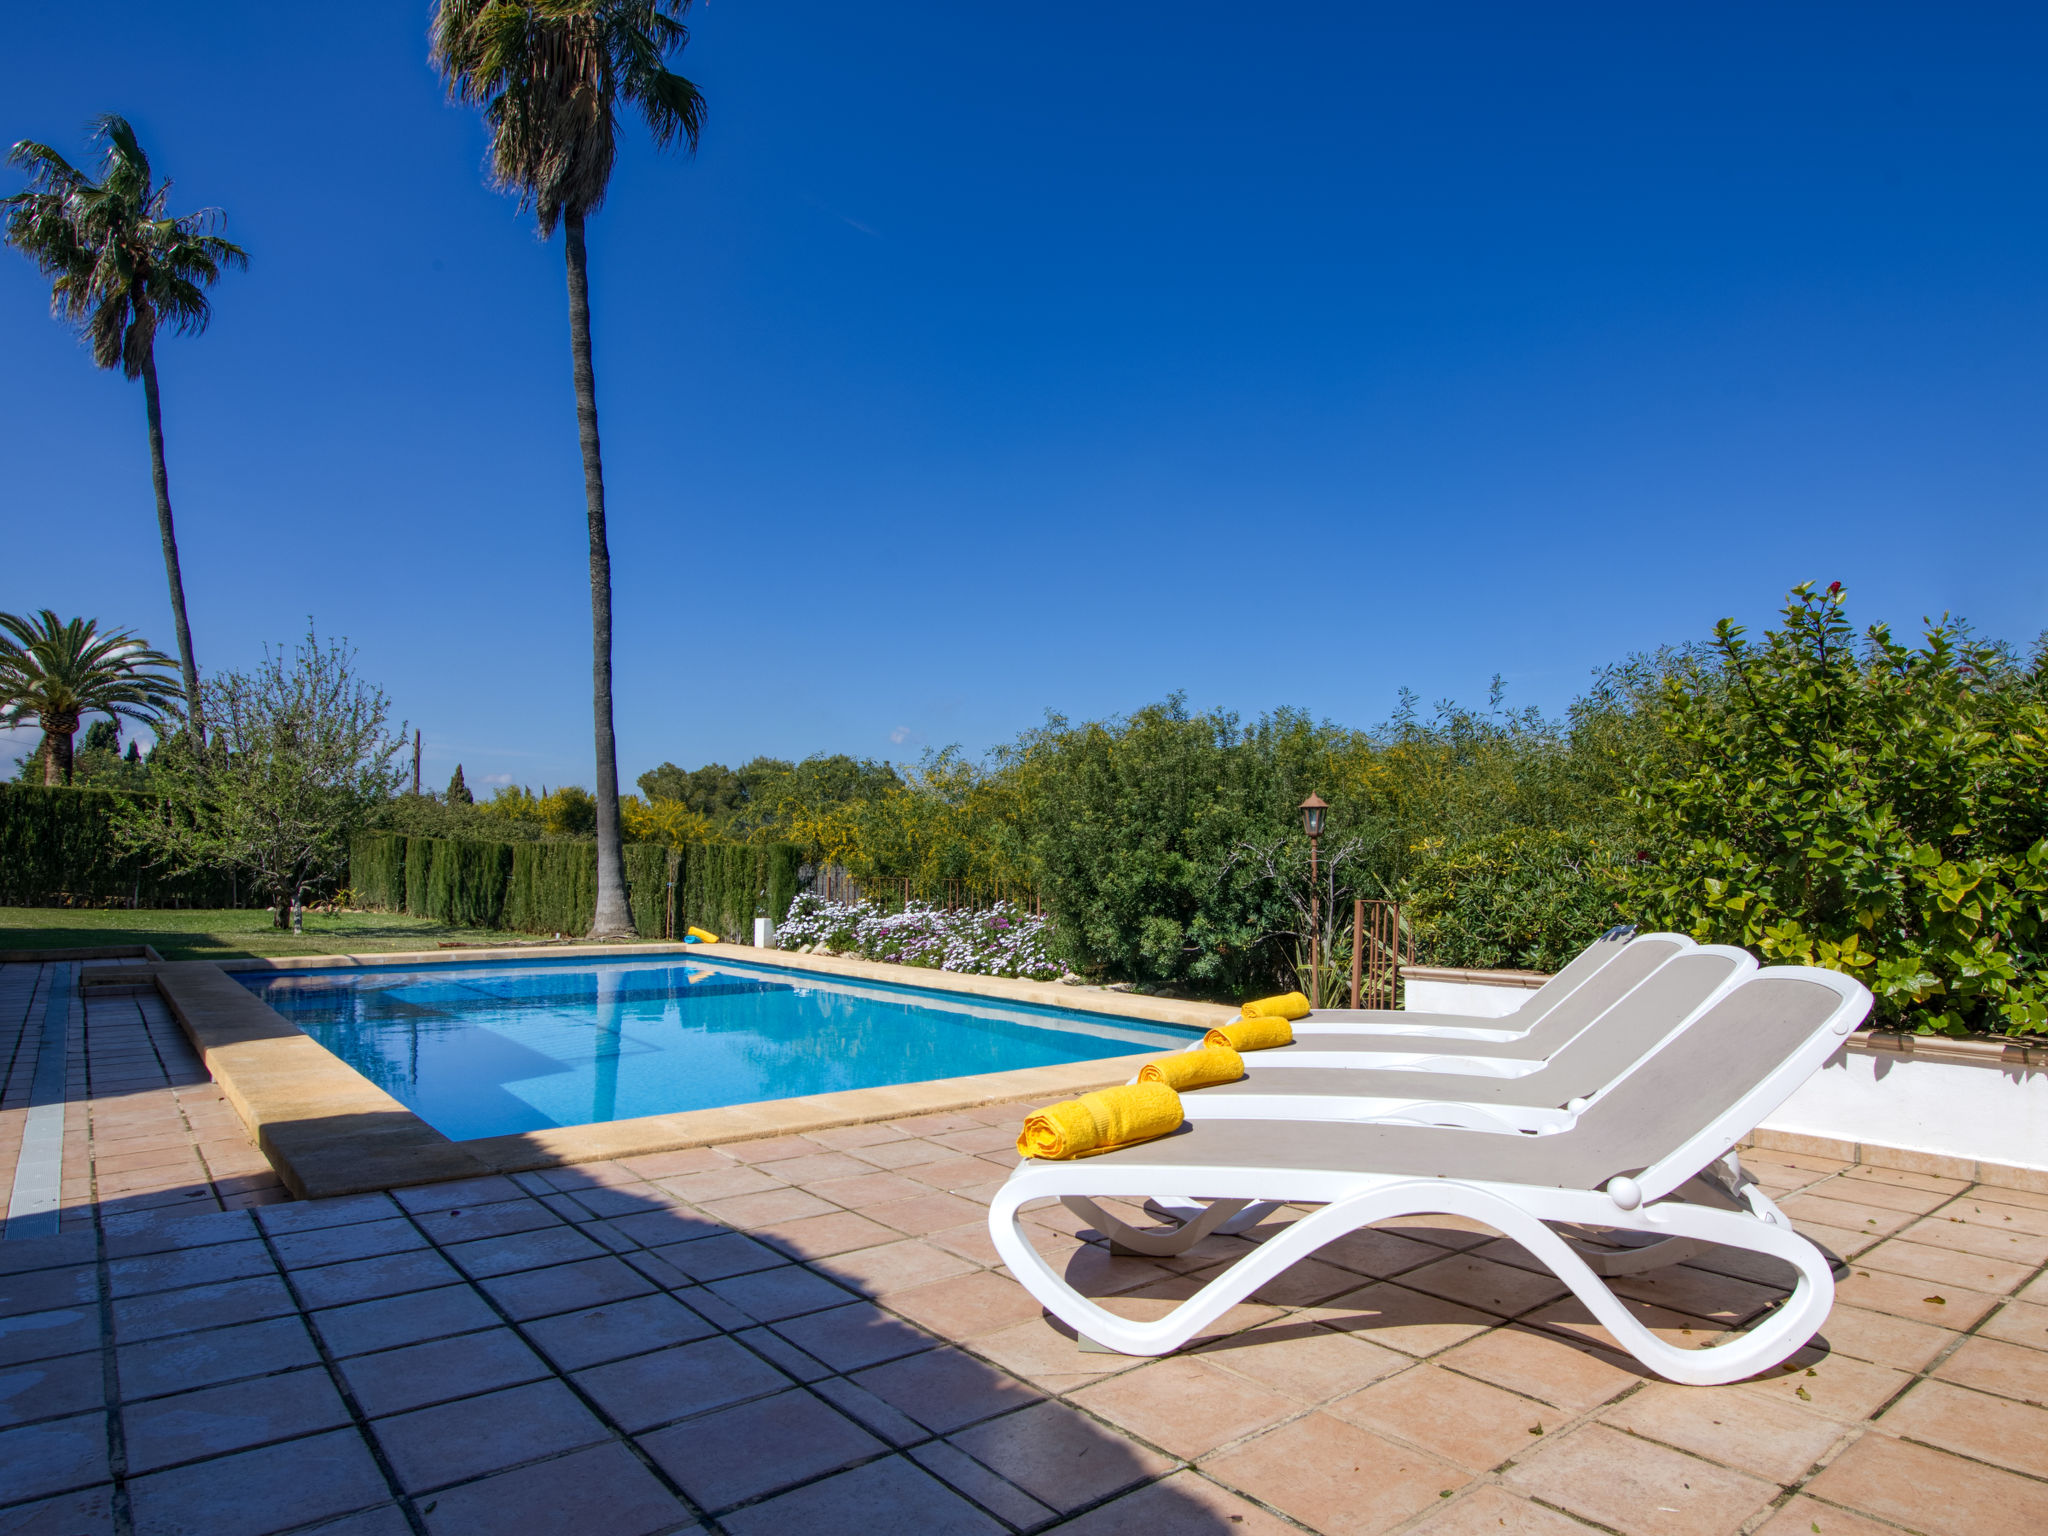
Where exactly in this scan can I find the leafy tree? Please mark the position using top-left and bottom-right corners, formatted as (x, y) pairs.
(432, 1), (705, 938)
(1627, 583), (2048, 1035)
(446, 764), (473, 804)
(0, 611), (178, 785)
(3, 118), (245, 735)
(120, 628), (407, 927)
(1405, 829), (1626, 971)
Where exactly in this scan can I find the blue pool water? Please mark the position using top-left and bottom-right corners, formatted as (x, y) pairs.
(238, 955), (1199, 1142)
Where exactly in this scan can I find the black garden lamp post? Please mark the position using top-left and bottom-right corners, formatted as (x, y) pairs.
(1300, 793), (1329, 1005)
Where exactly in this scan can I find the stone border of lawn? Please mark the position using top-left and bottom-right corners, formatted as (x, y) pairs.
(126, 943), (1233, 1201)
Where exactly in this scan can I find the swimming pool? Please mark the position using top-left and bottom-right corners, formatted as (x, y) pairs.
(237, 955), (1199, 1142)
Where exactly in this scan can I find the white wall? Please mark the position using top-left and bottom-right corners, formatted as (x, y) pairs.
(1403, 974), (2047, 1174)
(1760, 1049), (2048, 1174)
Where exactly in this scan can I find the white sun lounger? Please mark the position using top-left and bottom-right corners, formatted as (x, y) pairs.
(991, 966), (1869, 1386)
(1289, 923), (1645, 1045)
(1238, 933), (1699, 1075)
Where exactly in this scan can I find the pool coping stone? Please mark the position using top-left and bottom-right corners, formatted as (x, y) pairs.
(135, 943), (1234, 1200)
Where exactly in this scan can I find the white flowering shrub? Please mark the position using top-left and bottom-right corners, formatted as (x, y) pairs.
(776, 894), (1063, 981)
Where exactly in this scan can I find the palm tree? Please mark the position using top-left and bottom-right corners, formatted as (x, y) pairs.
(431, 0), (705, 939)
(0, 611), (180, 786)
(2, 117), (246, 745)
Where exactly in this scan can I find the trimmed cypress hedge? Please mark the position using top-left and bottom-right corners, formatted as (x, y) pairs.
(350, 832), (405, 910)
(345, 829), (801, 941)
(0, 784), (248, 908)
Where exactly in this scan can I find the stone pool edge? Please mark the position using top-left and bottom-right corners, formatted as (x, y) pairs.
(130, 947), (1235, 1200)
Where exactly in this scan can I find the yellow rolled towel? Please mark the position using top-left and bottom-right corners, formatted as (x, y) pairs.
(1242, 991), (1311, 1021)
(1016, 1082), (1184, 1160)
(685, 926), (719, 944)
(1203, 1017), (1295, 1052)
(1138, 1045), (1245, 1090)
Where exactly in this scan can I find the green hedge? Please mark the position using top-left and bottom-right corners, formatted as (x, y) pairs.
(0, 784), (250, 908)
(351, 832), (405, 910)
(347, 830), (800, 941)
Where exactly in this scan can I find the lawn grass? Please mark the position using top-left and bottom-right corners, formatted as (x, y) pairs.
(0, 907), (669, 963)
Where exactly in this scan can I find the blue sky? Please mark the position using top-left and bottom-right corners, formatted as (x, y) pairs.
(5, 3), (2046, 790)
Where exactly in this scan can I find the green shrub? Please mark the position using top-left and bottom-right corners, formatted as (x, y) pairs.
(1628, 584), (2048, 1035)
(626, 844), (672, 939)
(426, 838), (512, 928)
(350, 833), (406, 910)
(1404, 830), (1626, 972)
(0, 784), (246, 907)
(504, 841), (599, 935)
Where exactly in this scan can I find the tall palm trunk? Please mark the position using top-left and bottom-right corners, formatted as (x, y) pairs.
(40, 713), (78, 786)
(564, 209), (634, 938)
(137, 344), (206, 744)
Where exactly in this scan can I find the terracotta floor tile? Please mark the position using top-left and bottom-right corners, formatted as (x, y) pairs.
(2021, 1268), (2048, 1304)
(411, 1199), (562, 1246)
(1312, 1283), (1497, 1357)
(1050, 1242), (1179, 1299)
(291, 1248), (464, 1310)
(1193, 1321), (1408, 1404)
(417, 1440), (690, 1536)
(1328, 1362), (1553, 1472)
(1780, 1193), (1921, 1236)
(772, 1300), (936, 1372)
(1605, 1263), (1786, 1327)
(1601, 1379), (1847, 1482)
(645, 1229), (783, 1282)
(0, 1485), (116, 1536)
(1403, 1483), (1600, 1535)
(652, 1163), (786, 1204)
(802, 1172), (933, 1210)
(803, 1122), (913, 1152)
(638, 1385), (886, 1511)
(754, 1151), (881, 1184)
(750, 1209), (902, 1262)
(307, 1284), (500, 1359)
(1048, 1467), (1303, 1536)
(110, 1276), (297, 1345)
(611, 1144), (732, 1179)
(573, 1333), (792, 1432)
(925, 1220), (1005, 1267)
(1821, 1175), (1958, 1213)
(1192, 1256), (1366, 1310)
(1949, 1194), (2048, 1235)
(0, 1410), (110, 1504)
(338, 1327), (550, 1417)
(1977, 1298), (2048, 1350)
(1752, 1494), (1909, 1536)
(124, 1427), (387, 1536)
(954, 1397), (1177, 1511)
(1069, 1354), (1301, 1458)
(1400, 1255), (1568, 1318)
(0, 1266), (100, 1317)
(1376, 1214), (1498, 1250)
(695, 1186), (839, 1230)
(1879, 1377), (2048, 1477)
(1733, 1348), (1911, 1423)
(0, 1348), (104, 1428)
(1805, 1431), (2048, 1535)
(909, 1154), (1022, 1192)
(825, 1238), (980, 1296)
(518, 1291), (716, 1371)
(1808, 1302), (1955, 1372)
(1838, 1164), (1970, 1196)
(114, 1315), (321, 1402)
(884, 1269), (1048, 1340)
(964, 1316), (1144, 1393)
(850, 1138), (957, 1171)
(107, 1240), (273, 1299)
(1524, 1294), (1722, 1357)
(1858, 1237), (2036, 1295)
(1201, 1411), (1462, 1536)
(1931, 1333), (2048, 1405)
(1092, 1287), (1287, 1344)
(1973, 1181), (2048, 1210)
(865, 1190), (989, 1237)
(1503, 1421), (1775, 1535)
(718, 1453), (1003, 1536)
(852, 1344), (1042, 1433)
(1436, 1326), (1642, 1412)
(721, 1135), (827, 1164)
(705, 1261), (853, 1322)
(476, 1254), (656, 1321)
(1899, 1213), (2048, 1266)
(375, 1378), (611, 1492)
(1830, 1265), (2000, 1329)
(121, 1367), (350, 1473)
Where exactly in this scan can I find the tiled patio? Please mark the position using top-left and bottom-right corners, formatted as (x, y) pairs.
(2, 967), (2046, 1534)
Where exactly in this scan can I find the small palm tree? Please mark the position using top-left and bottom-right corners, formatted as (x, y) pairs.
(432, 0), (705, 938)
(3, 117), (246, 743)
(0, 611), (180, 786)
